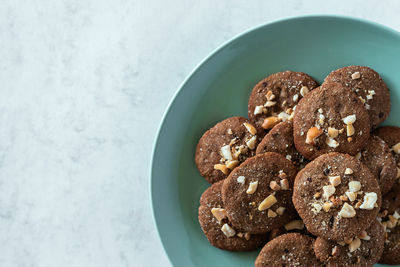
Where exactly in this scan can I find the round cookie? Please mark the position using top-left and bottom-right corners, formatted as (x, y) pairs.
(248, 71), (318, 133)
(324, 65), (390, 129)
(378, 183), (400, 265)
(293, 83), (370, 160)
(358, 135), (397, 194)
(222, 152), (297, 234)
(195, 116), (260, 183)
(293, 153), (382, 242)
(314, 220), (385, 267)
(256, 121), (308, 170)
(373, 126), (400, 170)
(198, 181), (268, 251)
(255, 233), (323, 267)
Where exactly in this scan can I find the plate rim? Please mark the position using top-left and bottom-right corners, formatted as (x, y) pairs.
(149, 14), (400, 266)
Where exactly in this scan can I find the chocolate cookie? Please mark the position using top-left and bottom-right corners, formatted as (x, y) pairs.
(293, 83), (370, 160)
(248, 71), (318, 133)
(373, 126), (400, 178)
(255, 233), (323, 267)
(293, 153), (382, 242)
(358, 135), (397, 194)
(256, 121), (308, 170)
(195, 116), (260, 183)
(198, 181), (268, 251)
(222, 152), (297, 234)
(324, 65), (390, 129)
(314, 220), (385, 267)
(378, 183), (400, 265)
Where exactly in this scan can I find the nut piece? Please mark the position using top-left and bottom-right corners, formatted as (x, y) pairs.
(266, 90), (275, 101)
(293, 94), (299, 102)
(358, 230), (371, 241)
(351, 72), (361, 80)
(355, 152), (361, 160)
(226, 160), (239, 169)
(345, 191), (357, 202)
(392, 143), (400, 154)
(348, 181), (361, 192)
(237, 176), (245, 184)
(326, 137), (339, 148)
(343, 114), (356, 124)
(244, 233), (251, 240)
(221, 145), (233, 161)
(345, 168), (354, 175)
(332, 246), (340, 256)
(300, 86), (309, 97)
(258, 194), (277, 211)
(243, 122), (257, 135)
(246, 136), (257, 150)
(254, 105), (264, 115)
(328, 127), (339, 138)
(214, 164), (229, 175)
(280, 179), (289, 190)
(284, 220), (305, 231)
(306, 127), (323, 145)
(338, 203), (356, 218)
(311, 202), (322, 214)
(359, 192), (378, 210)
(264, 100), (276, 107)
(221, 223), (236, 237)
(262, 116), (280, 129)
(276, 207), (286, 215)
(347, 124), (355, 136)
(211, 208), (227, 221)
(246, 181), (259, 194)
(329, 176), (341, 187)
(349, 238), (361, 252)
(393, 211), (400, 219)
(270, 181), (281, 191)
(323, 185), (336, 199)
(268, 209), (277, 218)
(323, 202), (333, 212)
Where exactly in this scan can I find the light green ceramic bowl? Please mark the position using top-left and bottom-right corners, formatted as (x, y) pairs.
(151, 15), (400, 267)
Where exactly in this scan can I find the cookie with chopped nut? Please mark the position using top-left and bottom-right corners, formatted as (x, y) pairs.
(324, 65), (390, 129)
(255, 233), (323, 267)
(358, 135), (397, 194)
(292, 153), (381, 242)
(256, 121), (308, 170)
(248, 71), (318, 134)
(314, 220), (385, 267)
(195, 116), (260, 183)
(293, 83), (370, 160)
(378, 183), (400, 265)
(373, 126), (400, 180)
(198, 181), (268, 251)
(221, 152), (297, 234)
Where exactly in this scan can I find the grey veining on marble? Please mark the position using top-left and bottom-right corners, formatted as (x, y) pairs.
(0, 0), (399, 266)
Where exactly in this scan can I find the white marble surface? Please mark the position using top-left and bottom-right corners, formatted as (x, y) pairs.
(0, 1), (399, 266)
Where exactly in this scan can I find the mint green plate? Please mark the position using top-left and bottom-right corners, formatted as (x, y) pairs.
(151, 15), (400, 267)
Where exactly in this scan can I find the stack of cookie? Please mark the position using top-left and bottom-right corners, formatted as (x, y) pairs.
(195, 66), (400, 266)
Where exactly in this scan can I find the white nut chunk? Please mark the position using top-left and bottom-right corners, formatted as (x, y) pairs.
(359, 192), (378, 210)
(323, 185), (336, 199)
(338, 203), (356, 218)
(246, 181), (259, 194)
(237, 176), (245, 184)
(276, 207), (286, 215)
(345, 191), (357, 202)
(258, 194), (277, 211)
(328, 127), (339, 138)
(344, 168), (354, 175)
(268, 209), (277, 218)
(211, 208), (227, 221)
(348, 181), (361, 192)
(300, 86), (309, 97)
(284, 220), (305, 231)
(343, 114), (356, 125)
(246, 136), (257, 150)
(351, 71), (361, 80)
(326, 137), (339, 148)
(221, 223), (236, 237)
(329, 176), (341, 187)
(392, 143), (400, 154)
(254, 105), (264, 115)
(243, 122), (257, 135)
(349, 238), (361, 252)
(221, 145), (233, 161)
